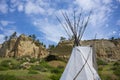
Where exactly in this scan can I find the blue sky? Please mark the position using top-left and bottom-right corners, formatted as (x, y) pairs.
(0, 0), (120, 46)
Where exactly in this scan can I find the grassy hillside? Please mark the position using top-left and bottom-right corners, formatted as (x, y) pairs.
(0, 57), (66, 80)
(0, 39), (120, 80)
(0, 57), (120, 80)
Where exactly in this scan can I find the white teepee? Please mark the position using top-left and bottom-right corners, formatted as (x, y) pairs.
(60, 46), (100, 80)
(57, 10), (101, 80)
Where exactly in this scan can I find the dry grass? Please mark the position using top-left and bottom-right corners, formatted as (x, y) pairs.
(48, 60), (66, 68)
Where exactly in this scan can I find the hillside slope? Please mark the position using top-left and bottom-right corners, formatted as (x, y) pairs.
(51, 39), (120, 61)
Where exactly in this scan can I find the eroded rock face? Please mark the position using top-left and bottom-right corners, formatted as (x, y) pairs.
(51, 39), (120, 61)
(0, 34), (48, 58)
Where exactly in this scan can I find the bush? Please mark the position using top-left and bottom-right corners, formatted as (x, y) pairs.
(0, 60), (13, 70)
(0, 66), (9, 71)
(0, 59), (21, 70)
(51, 68), (63, 74)
(11, 63), (21, 70)
(100, 74), (113, 80)
(29, 58), (40, 63)
(30, 61), (52, 72)
(0, 74), (20, 80)
(114, 69), (120, 76)
(113, 62), (120, 66)
(113, 66), (120, 78)
(50, 74), (61, 80)
(98, 66), (103, 71)
(28, 70), (39, 74)
(112, 61), (120, 79)
(97, 59), (107, 65)
(0, 60), (12, 67)
(30, 65), (48, 72)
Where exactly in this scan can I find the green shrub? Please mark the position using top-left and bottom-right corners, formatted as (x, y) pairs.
(0, 60), (13, 70)
(30, 61), (52, 72)
(100, 74), (112, 80)
(0, 74), (20, 80)
(30, 65), (48, 72)
(114, 69), (120, 76)
(11, 63), (21, 70)
(112, 61), (120, 79)
(0, 59), (21, 70)
(50, 74), (61, 80)
(0, 60), (12, 67)
(0, 66), (9, 71)
(97, 59), (107, 65)
(30, 58), (38, 63)
(51, 68), (63, 74)
(98, 66), (103, 71)
(113, 62), (120, 66)
(28, 70), (39, 74)
(113, 66), (120, 78)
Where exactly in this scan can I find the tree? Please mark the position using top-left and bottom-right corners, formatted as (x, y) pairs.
(43, 44), (46, 48)
(35, 39), (41, 46)
(32, 34), (36, 41)
(29, 34), (36, 42)
(60, 37), (66, 42)
(10, 32), (17, 39)
(4, 36), (8, 41)
(110, 37), (114, 41)
(49, 45), (55, 49)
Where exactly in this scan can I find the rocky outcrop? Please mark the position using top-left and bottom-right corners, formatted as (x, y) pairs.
(82, 39), (120, 60)
(51, 39), (120, 61)
(0, 34), (48, 58)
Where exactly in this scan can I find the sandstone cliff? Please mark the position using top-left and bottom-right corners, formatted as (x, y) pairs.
(51, 39), (120, 61)
(0, 34), (48, 58)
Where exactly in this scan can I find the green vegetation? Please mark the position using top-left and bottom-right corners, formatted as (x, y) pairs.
(0, 59), (20, 70)
(50, 73), (61, 80)
(0, 74), (20, 80)
(48, 45), (56, 49)
(0, 57), (120, 80)
(0, 58), (65, 80)
(28, 70), (39, 74)
(97, 59), (108, 65)
(98, 59), (120, 80)
(112, 62), (120, 79)
(50, 66), (64, 80)
(60, 37), (66, 42)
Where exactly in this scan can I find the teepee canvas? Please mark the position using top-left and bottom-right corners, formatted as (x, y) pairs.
(60, 46), (100, 80)
(57, 10), (101, 80)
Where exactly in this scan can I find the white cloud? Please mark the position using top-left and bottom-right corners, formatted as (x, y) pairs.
(33, 19), (66, 43)
(117, 0), (120, 2)
(116, 20), (120, 26)
(25, 1), (45, 15)
(102, 0), (112, 4)
(74, 0), (97, 11)
(0, 20), (15, 27)
(73, 0), (114, 40)
(119, 33), (120, 36)
(3, 29), (16, 36)
(0, 34), (5, 43)
(74, 0), (113, 27)
(10, 0), (17, 4)
(0, 29), (19, 44)
(18, 4), (24, 12)
(9, 8), (16, 12)
(112, 31), (117, 34)
(0, 0), (116, 44)
(0, 2), (8, 14)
